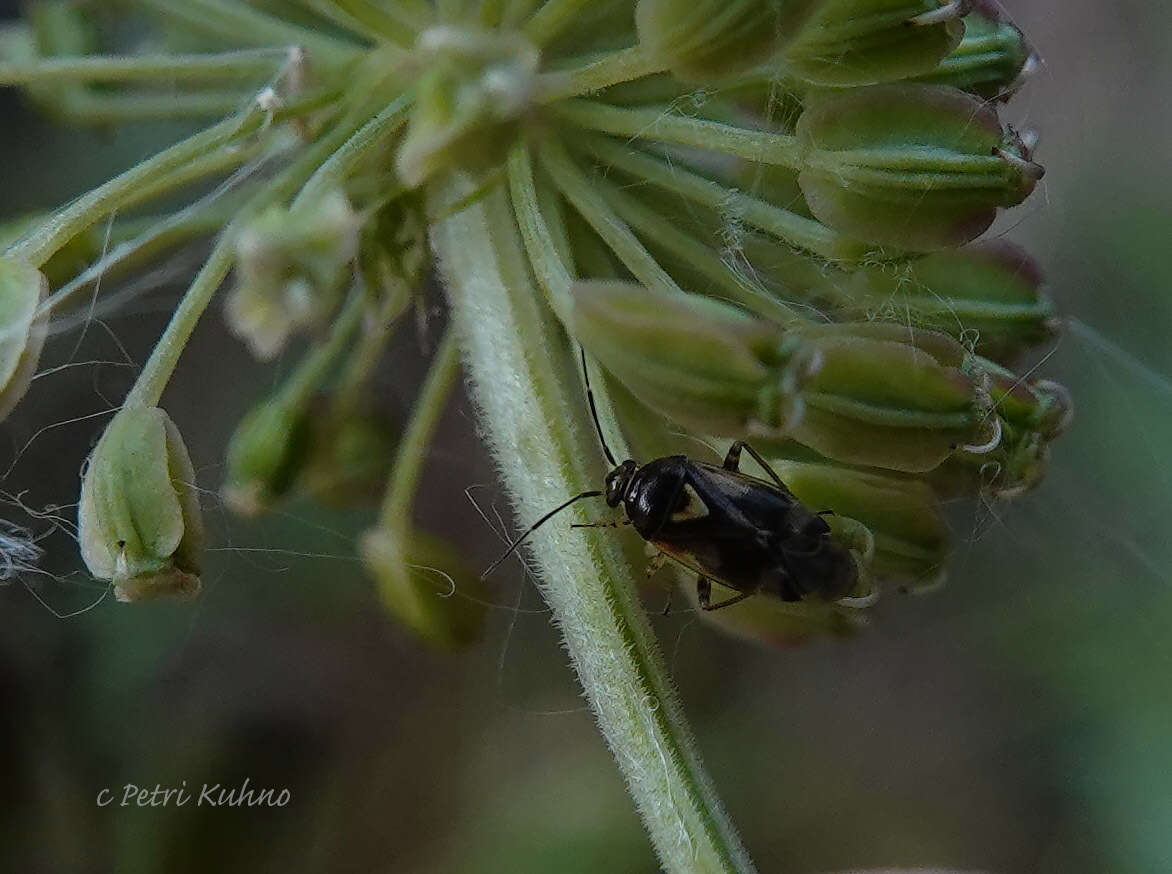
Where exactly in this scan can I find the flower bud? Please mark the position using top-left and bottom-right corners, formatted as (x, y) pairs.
(78, 407), (204, 602)
(775, 459), (949, 584)
(913, 0), (1034, 99)
(0, 257), (48, 422)
(396, 27), (538, 188)
(222, 391), (314, 517)
(787, 322), (997, 472)
(635, 0), (816, 83)
(571, 280), (821, 437)
(841, 242), (1057, 362)
(987, 369), (1072, 438)
(687, 584), (867, 646)
(795, 84), (1043, 250)
(359, 526), (487, 649)
(930, 374), (1069, 498)
(785, 0), (965, 87)
(226, 190), (359, 361)
(301, 401), (397, 506)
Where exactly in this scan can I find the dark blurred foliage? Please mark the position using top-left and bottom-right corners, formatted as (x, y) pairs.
(1, 1), (1171, 872)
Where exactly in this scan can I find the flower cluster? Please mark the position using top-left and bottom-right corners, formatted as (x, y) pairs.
(0, 0), (1063, 649)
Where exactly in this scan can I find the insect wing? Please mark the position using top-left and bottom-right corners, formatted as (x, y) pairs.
(648, 462), (799, 594)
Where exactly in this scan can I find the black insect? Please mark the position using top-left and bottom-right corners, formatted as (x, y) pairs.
(482, 352), (860, 612)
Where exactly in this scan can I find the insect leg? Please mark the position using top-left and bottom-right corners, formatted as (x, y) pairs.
(696, 574), (753, 611)
(645, 551), (667, 578)
(704, 591), (752, 611)
(723, 441), (793, 494)
(569, 518), (631, 529)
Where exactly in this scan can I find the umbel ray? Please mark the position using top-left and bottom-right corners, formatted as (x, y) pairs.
(482, 351), (872, 613)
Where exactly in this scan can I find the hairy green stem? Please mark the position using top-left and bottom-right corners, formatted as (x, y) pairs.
(296, 0), (422, 45)
(575, 132), (869, 262)
(279, 288), (367, 404)
(136, 0), (361, 65)
(123, 110), (369, 409)
(432, 174), (756, 874)
(539, 47), (667, 102)
(587, 170), (804, 325)
(48, 90), (256, 123)
(0, 49), (288, 85)
(537, 138), (683, 295)
(4, 108), (264, 268)
(378, 326), (459, 526)
(523, 0), (594, 46)
(293, 92), (413, 207)
(4, 90), (335, 269)
(555, 100), (803, 168)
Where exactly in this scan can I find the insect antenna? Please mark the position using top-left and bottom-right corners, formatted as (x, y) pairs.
(580, 348), (617, 466)
(480, 489), (604, 579)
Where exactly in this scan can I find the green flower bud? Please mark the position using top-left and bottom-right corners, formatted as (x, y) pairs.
(687, 584), (867, 645)
(787, 322), (997, 472)
(571, 280), (821, 437)
(913, 0), (1034, 99)
(78, 407), (204, 602)
(222, 391), (314, 517)
(842, 242), (1057, 362)
(226, 190), (359, 361)
(775, 459), (948, 584)
(0, 257), (48, 422)
(396, 27), (538, 188)
(635, 0), (816, 83)
(359, 526), (487, 650)
(785, 0), (966, 87)
(795, 84), (1043, 250)
(301, 402), (397, 506)
(987, 370), (1072, 438)
(930, 375), (1070, 498)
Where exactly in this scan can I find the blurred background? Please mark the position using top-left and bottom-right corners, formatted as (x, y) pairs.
(2, 1), (1171, 872)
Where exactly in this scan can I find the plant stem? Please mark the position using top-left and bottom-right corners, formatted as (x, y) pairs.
(136, 0), (361, 65)
(575, 132), (869, 262)
(5, 108), (265, 268)
(555, 99), (803, 168)
(378, 326), (459, 526)
(293, 92), (413, 207)
(5, 89), (335, 269)
(588, 170), (804, 326)
(49, 90), (256, 123)
(123, 110), (369, 409)
(298, 0), (423, 46)
(537, 138), (683, 295)
(279, 287), (367, 404)
(523, 0), (594, 46)
(538, 46), (667, 102)
(506, 145), (574, 322)
(431, 174), (756, 874)
(0, 49), (289, 85)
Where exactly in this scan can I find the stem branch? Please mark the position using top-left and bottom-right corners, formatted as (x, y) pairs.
(555, 99), (802, 168)
(378, 326), (459, 526)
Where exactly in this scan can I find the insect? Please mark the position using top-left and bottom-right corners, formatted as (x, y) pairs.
(482, 352), (861, 612)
